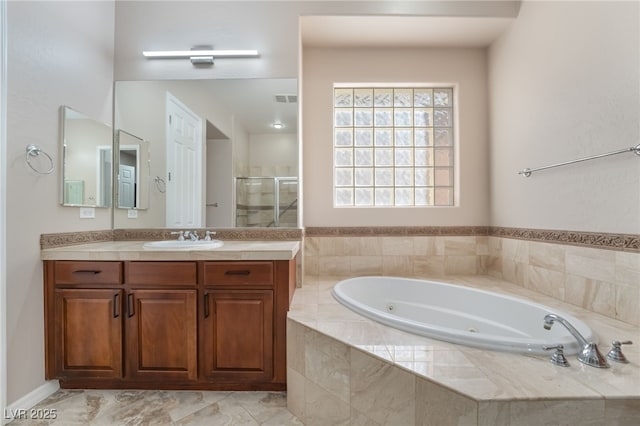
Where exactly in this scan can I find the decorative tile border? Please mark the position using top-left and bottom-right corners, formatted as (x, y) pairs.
(304, 226), (489, 237)
(489, 226), (640, 253)
(40, 228), (303, 249)
(304, 226), (639, 252)
(40, 230), (114, 249)
(40, 226), (638, 252)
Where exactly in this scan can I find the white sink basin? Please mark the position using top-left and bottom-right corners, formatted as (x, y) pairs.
(143, 240), (224, 250)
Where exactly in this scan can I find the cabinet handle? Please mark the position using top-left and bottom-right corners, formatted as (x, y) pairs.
(113, 293), (120, 318)
(224, 270), (251, 276)
(204, 292), (210, 318)
(73, 270), (102, 275)
(127, 293), (135, 317)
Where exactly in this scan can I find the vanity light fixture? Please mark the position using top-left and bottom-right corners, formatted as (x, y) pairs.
(142, 47), (259, 66)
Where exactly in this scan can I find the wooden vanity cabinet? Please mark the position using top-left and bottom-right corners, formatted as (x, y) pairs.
(199, 260), (294, 388)
(53, 288), (123, 379)
(45, 261), (124, 380)
(124, 262), (198, 382)
(201, 262), (275, 382)
(44, 257), (296, 390)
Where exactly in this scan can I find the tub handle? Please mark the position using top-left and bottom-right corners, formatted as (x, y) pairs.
(606, 340), (632, 363)
(543, 344), (570, 367)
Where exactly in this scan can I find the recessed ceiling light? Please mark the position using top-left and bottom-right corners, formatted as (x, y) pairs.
(272, 122), (284, 129)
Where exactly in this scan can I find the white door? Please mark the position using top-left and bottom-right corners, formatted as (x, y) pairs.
(119, 165), (136, 208)
(166, 93), (203, 228)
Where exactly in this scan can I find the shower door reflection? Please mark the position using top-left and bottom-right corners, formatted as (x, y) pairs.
(235, 177), (298, 227)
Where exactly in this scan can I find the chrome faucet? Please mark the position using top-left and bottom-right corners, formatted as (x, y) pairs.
(543, 313), (609, 368)
(183, 230), (200, 241)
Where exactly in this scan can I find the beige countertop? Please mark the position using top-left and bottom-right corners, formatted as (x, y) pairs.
(41, 240), (300, 261)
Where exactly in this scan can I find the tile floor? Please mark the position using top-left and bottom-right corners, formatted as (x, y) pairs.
(7, 389), (303, 425)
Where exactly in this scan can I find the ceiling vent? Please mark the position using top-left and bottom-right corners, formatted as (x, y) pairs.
(275, 94), (297, 103)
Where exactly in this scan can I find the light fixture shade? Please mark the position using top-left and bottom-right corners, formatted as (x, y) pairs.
(143, 49), (259, 58)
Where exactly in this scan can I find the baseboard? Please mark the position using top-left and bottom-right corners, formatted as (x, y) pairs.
(3, 380), (59, 424)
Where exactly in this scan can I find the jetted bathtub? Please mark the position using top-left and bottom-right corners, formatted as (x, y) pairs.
(333, 276), (596, 355)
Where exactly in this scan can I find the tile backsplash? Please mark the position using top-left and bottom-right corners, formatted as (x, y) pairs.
(488, 237), (639, 326)
(303, 227), (640, 326)
(304, 235), (489, 277)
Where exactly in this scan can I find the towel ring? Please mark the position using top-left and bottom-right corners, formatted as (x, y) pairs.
(25, 144), (55, 175)
(154, 176), (166, 193)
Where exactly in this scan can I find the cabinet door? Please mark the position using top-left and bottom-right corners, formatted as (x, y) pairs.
(202, 290), (274, 382)
(54, 289), (123, 379)
(125, 289), (197, 381)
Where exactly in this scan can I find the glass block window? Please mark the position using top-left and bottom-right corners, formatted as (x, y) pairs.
(334, 86), (455, 207)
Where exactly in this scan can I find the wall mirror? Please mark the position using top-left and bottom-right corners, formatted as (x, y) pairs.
(113, 78), (298, 229)
(60, 106), (113, 207)
(115, 129), (150, 210)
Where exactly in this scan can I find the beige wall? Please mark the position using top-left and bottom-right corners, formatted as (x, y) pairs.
(249, 133), (298, 177)
(302, 47), (490, 227)
(113, 1), (519, 81)
(6, 1), (114, 403)
(488, 0), (640, 234)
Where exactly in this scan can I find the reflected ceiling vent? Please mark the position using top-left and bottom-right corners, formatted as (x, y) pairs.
(275, 94), (297, 103)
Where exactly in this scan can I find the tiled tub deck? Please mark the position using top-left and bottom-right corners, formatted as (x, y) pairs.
(287, 275), (640, 425)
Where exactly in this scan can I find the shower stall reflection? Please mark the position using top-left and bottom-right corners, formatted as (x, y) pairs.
(235, 177), (298, 227)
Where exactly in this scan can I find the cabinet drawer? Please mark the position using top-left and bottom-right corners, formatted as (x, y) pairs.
(203, 262), (273, 287)
(54, 261), (122, 285)
(125, 262), (197, 286)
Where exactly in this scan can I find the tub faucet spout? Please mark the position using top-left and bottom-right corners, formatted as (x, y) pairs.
(543, 314), (609, 368)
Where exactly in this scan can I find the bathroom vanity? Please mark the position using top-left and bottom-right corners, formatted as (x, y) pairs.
(41, 240), (298, 391)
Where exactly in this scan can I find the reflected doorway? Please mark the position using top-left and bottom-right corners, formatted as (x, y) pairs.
(166, 92), (203, 228)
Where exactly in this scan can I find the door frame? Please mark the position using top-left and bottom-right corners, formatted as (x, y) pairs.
(96, 145), (112, 207)
(1, 0), (8, 421)
(117, 144), (140, 208)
